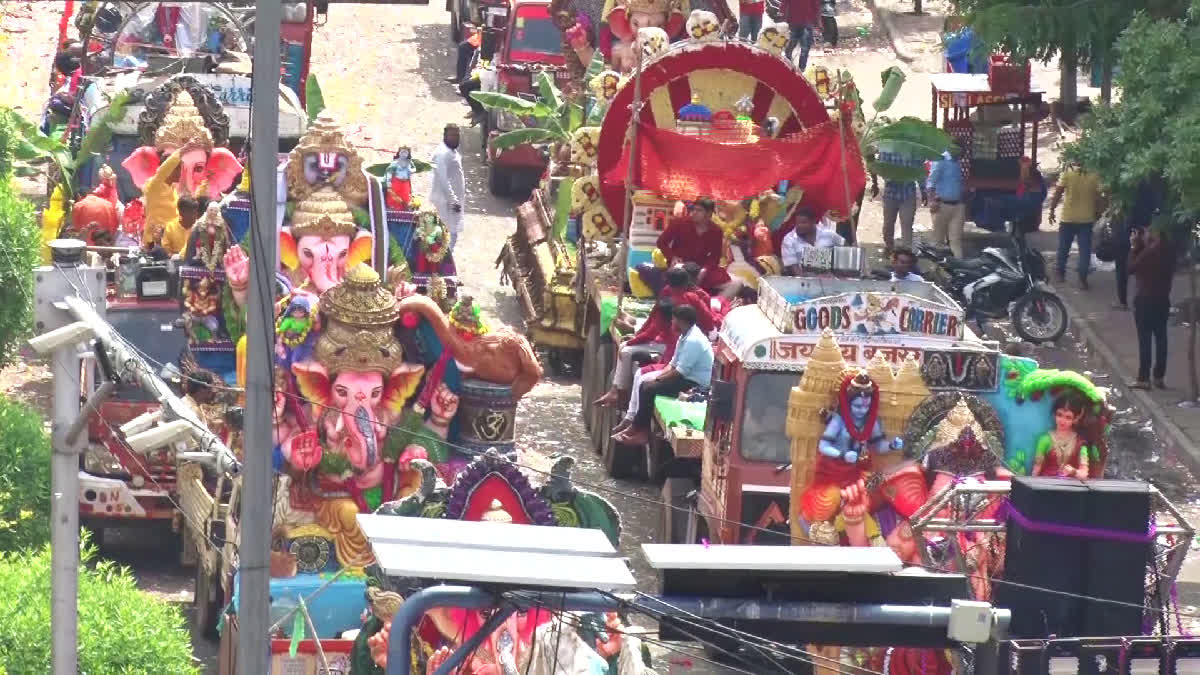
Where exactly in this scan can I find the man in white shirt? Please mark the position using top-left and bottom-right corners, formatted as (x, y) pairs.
(890, 246), (924, 282)
(781, 207), (844, 275)
(429, 124), (466, 250)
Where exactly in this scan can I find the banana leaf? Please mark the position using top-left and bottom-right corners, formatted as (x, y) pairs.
(873, 66), (906, 113)
(536, 71), (562, 113)
(553, 176), (573, 241)
(305, 74), (325, 123)
(469, 91), (555, 118)
(71, 89), (130, 170)
(1, 107), (74, 198)
(868, 116), (953, 160)
(490, 127), (563, 152)
(866, 159), (928, 183)
(562, 102), (584, 135)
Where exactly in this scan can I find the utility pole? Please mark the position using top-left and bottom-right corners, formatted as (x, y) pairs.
(239, 0), (282, 670)
(31, 240), (105, 674)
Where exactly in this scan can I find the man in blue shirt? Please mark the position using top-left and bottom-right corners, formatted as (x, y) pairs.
(613, 304), (713, 446)
(873, 150), (928, 253)
(927, 149), (967, 257)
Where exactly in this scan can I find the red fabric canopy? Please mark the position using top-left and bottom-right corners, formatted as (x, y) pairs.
(603, 117), (867, 222)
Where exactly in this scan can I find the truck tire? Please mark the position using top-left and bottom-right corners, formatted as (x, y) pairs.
(591, 336), (614, 454)
(488, 165), (510, 196)
(604, 436), (640, 480)
(660, 477), (697, 544)
(193, 558), (223, 640)
(449, 1), (462, 43)
(581, 323), (598, 430)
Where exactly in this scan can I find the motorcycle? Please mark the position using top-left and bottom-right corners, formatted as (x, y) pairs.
(914, 221), (1068, 344)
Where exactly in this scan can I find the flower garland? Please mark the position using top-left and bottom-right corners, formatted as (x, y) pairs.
(415, 211), (450, 264)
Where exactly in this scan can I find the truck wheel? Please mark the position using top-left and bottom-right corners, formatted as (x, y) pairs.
(604, 437), (640, 480)
(660, 477), (697, 544)
(581, 323), (598, 430)
(488, 166), (510, 196)
(592, 335), (614, 454)
(193, 559), (223, 640)
(449, 2), (462, 43)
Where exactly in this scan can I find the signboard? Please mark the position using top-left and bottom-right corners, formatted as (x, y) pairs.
(790, 291), (963, 339)
(101, 74), (305, 138)
(742, 336), (1000, 391)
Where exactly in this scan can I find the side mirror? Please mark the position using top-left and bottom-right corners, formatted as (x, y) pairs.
(709, 379), (735, 424)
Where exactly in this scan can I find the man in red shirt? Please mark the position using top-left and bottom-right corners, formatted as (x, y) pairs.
(595, 266), (716, 407)
(655, 198), (732, 295)
(782, 0), (821, 69)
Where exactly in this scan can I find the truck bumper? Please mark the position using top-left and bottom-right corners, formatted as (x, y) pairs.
(488, 133), (548, 172)
(78, 471), (175, 521)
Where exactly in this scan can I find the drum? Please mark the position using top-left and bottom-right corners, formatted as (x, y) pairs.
(457, 378), (518, 450)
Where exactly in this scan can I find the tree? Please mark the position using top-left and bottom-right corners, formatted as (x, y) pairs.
(1064, 11), (1200, 399)
(951, 0), (1190, 115)
(469, 71), (585, 154)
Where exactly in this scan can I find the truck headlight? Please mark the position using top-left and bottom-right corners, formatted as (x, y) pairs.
(83, 444), (128, 477)
(494, 110), (523, 132)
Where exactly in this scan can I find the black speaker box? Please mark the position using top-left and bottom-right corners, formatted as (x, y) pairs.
(997, 477), (1089, 638)
(1080, 480), (1152, 637)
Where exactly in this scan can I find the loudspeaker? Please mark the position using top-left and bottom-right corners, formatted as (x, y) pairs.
(1080, 480), (1152, 637)
(997, 477), (1088, 638)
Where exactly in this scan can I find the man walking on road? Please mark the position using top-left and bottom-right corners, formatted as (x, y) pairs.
(1049, 162), (1105, 290)
(1129, 226), (1175, 390)
(430, 124), (466, 250)
(927, 149), (966, 258)
(874, 151), (927, 254)
(782, 0), (820, 70)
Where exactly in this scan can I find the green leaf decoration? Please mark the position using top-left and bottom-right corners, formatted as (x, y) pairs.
(572, 492), (620, 547)
(563, 102), (584, 136)
(410, 157), (433, 173)
(289, 610), (305, 656)
(866, 159), (927, 183)
(1017, 368), (1105, 403)
(536, 70), (563, 114)
(351, 206), (369, 228)
(490, 127), (562, 153)
(870, 117), (953, 160)
(421, 502), (446, 519)
(873, 66), (906, 113)
(305, 74), (325, 123)
(550, 502), (581, 527)
(365, 162), (387, 178)
(71, 89), (130, 170)
(468, 91), (553, 118)
(553, 177), (573, 241)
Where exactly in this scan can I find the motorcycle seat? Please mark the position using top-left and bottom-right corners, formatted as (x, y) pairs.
(944, 257), (991, 273)
(927, 244), (954, 259)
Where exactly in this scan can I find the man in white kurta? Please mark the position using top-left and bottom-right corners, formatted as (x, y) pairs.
(429, 124), (466, 250)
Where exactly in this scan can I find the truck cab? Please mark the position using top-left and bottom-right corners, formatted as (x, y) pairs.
(78, 255), (188, 539)
(482, 0), (568, 195)
(655, 269), (1004, 547)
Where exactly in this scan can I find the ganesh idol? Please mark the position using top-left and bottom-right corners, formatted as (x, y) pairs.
(282, 264), (425, 569)
(565, 0), (688, 72)
(280, 111), (374, 293)
(120, 78), (243, 251)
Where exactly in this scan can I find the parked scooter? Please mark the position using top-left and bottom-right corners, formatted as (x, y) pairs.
(914, 221), (1068, 344)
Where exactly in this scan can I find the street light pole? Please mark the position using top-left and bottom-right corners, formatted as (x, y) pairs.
(238, 0), (282, 670)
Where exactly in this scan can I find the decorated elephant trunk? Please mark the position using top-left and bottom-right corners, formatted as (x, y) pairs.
(396, 295), (544, 400)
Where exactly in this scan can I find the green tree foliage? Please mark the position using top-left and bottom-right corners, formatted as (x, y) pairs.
(1063, 13), (1200, 214)
(0, 397), (50, 552)
(0, 541), (199, 674)
(0, 179), (41, 367)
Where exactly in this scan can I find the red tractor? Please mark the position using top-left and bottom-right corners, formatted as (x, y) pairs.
(481, 0), (569, 195)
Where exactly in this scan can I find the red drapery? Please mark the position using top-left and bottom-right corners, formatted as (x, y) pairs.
(603, 117), (867, 222)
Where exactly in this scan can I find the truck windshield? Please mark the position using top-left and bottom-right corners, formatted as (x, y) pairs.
(739, 372), (797, 464)
(509, 8), (561, 60)
(102, 306), (187, 403)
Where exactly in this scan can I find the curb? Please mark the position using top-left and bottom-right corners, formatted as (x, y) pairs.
(864, 0), (917, 63)
(1053, 289), (1200, 477)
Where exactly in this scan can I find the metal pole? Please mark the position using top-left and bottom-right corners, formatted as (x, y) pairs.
(240, 0), (282, 670)
(50, 343), (84, 674)
(614, 46), (645, 314)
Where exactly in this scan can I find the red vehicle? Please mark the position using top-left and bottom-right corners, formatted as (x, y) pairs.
(78, 261), (189, 549)
(482, 0), (568, 195)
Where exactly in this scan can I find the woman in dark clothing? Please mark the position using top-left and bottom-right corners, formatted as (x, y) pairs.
(1128, 226), (1175, 389)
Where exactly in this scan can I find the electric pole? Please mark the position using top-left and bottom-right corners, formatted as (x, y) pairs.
(238, 0), (282, 670)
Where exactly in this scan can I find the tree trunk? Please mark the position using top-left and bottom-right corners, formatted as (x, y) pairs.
(1099, 41), (1114, 106)
(1190, 247), (1199, 401)
(1059, 36), (1079, 122)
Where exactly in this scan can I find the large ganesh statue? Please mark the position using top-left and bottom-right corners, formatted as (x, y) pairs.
(280, 111), (375, 294)
(786, 331), (1013, 675)
(348, 450), (649, 675)
(275, 264), (426, 571)
(563, 0), (689, 73)
(120, 76), (243, 247)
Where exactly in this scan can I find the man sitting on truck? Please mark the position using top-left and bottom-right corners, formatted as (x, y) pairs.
(612, 304), (713, 447)
(595, 298), (674, 409)
(656, 197), (732, 294)
(780, 207), (844, 275)
(611, 304), (680, 438)
(595, 265), (716, 407)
